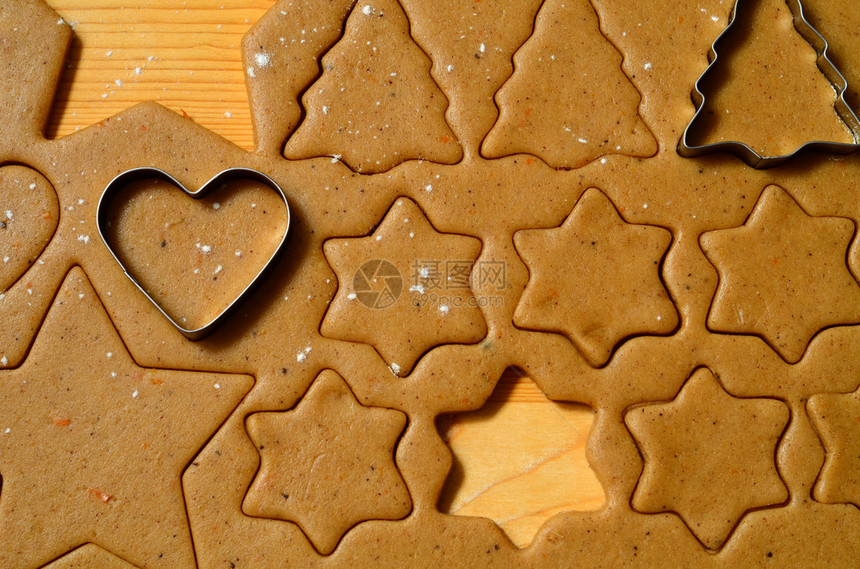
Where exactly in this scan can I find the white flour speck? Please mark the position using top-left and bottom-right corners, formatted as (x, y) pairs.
(254, 52), (272, 68)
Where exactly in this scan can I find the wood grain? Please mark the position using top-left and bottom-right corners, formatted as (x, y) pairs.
(45, 0), (275, 150)
(438, 370), (604, 548)
(44, 0), (606, 546)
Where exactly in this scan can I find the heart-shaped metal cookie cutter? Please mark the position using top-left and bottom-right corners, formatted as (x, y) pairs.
(97, 167), (291, 340)
(678, 0), (860, 168)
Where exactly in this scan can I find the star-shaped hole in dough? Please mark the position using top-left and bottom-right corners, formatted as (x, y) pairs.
(243, 370), (411, 554)
(322, 197), (487, 376)
(625, 368), (789, 550)
(0, 268), (252, 569)
(513, 188), (678, 366)
(701, 185), (860, 363)
(808, 388), (860, 507)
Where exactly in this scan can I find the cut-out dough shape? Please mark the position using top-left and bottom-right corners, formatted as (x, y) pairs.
(808, 388), (860, 507)
(514, 188), (677, 367)
(679, 0), (860, 167)
(322, 197), (486, 376)
(701, 185), (860, 363)
(284, 0), (463, 173)
(0, 268), (252, 569)
(243, 370), (411, 555)
(482, 0), (657, 169)
(43, 543), (140, 569)
(0, 165), (59, 292)
(100, 171), (289, 337)
(625, 368), (789, 550)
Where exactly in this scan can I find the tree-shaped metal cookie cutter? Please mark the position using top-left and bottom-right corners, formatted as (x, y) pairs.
(678, 0), (860, 168)
(97, 167), (291, 340)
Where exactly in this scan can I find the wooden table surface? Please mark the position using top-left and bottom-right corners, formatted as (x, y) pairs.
(44, 0), (602, 548)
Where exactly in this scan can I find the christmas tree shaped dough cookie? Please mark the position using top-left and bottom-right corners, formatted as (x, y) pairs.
(482, 0), (656, 169)
(684, 0), (855, 159)
(284, 0), (462, 173)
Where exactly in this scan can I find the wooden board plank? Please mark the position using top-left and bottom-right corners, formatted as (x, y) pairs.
(45, 0), (275, 149)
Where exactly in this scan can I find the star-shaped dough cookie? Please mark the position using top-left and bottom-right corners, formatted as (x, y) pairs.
(43, 544), (138, 569)
(322, 197), (487, 376)
(701, 185), (860, 363)
(808, 388), (860, 507)
(243, 370), (411, 554)
(0, 268), (252, 569)
(513, 188), (677, 366)
(625, 369), (789, 550)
